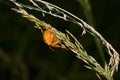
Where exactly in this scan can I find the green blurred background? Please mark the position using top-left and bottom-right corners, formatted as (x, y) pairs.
(0, 0), (120, 80)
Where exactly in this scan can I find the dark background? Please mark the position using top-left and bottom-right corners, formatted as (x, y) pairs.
(0, 0), (120, 80)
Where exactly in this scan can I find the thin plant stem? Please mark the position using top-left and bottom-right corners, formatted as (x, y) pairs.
(5, 0), (119, 79)
(9, 1), (119, 76)
(11, 8), (114, 80)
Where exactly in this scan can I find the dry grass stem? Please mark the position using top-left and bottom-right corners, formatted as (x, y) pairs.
(9, 0), (119, 80)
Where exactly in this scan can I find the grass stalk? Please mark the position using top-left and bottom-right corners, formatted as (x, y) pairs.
(11, 8), (114, 80)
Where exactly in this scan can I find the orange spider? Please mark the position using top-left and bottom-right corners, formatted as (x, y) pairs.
(42, 28), (65, 49)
